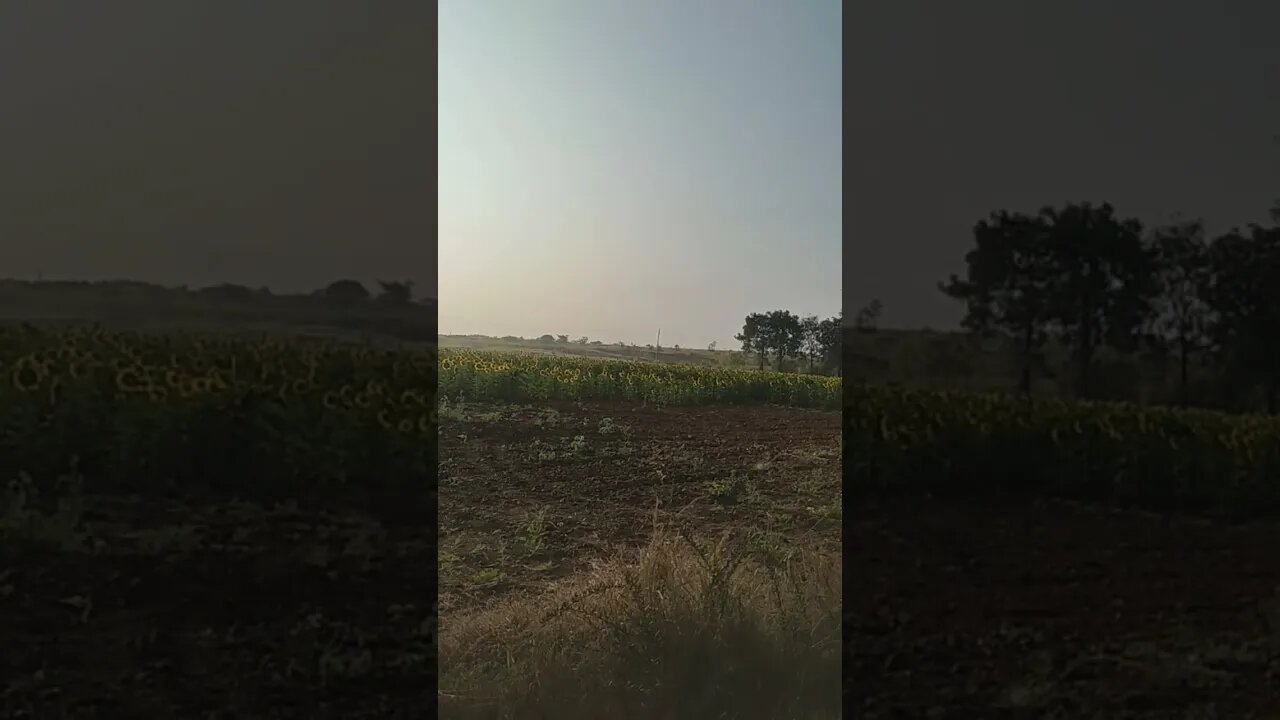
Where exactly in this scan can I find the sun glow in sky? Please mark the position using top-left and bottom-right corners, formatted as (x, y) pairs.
(439, 1), (841, 348)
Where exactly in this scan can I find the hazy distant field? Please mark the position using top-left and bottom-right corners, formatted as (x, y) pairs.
(438, 333), (745, 367)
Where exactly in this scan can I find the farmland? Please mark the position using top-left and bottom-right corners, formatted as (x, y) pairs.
(849, 384), (1280, 717)
(436, 349), (841, 718)
(440, 349), (840, 408)
(0, 324), (434, 717)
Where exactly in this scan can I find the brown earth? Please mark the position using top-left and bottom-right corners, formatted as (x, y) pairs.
(0, 495), (433, 719)
(850, 496), (1280, 719)
(438, 400), (841, 614)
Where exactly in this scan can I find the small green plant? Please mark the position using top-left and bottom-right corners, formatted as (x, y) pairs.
(567, 435), (588, 455)
(598, 417), (618, 435)
(705, 476), (739, 503)
(471, 567), (506, 587)
(439, 396), (468, 422)
(531, 408), (562, 428)
(519, 506), (550, 556)
(532, 439), (557, 461)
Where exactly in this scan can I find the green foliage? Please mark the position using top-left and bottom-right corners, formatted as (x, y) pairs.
(845, 384), (1280, 518)
(439, 350), (840, 409)
(737, 310), (840, 375)
(934, 200), (1280, 412)
(0, 325), (436, 516)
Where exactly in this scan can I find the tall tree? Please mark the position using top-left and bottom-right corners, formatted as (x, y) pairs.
(1150, 219), (1212, 405)
(1040, 202), (1156, 399)
(818, 314), (842, 375)
(1203, 221), (1280, 412)
(736, 313), (769, 370)
(799, 315), (824, 372)
(761, 310), (803, 370)
(940, 210), (1054, 395)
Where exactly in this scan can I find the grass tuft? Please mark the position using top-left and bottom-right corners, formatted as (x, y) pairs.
(439, 524), (841, 720)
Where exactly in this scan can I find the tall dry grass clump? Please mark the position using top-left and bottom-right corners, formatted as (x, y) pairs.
(439, 525), (841, 719)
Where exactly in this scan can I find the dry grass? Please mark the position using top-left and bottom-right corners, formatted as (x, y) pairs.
(438, 522), (841, 720)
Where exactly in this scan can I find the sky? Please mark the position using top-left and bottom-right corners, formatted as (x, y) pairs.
(848, 0), (1280, 329)
(0, 3), (433, 298)
(439, 1), (842, 349)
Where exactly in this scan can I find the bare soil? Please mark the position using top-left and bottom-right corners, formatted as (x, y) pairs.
(0, 496), (433, 719)
(850, 496), (1280, 719)
(438, 400), (841, 613)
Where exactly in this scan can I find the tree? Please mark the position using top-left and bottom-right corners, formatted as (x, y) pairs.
(818, 314), (842, 375)
(854, 299), (883, 332)
(1040, 202), (1157, 399)
(556, 335), (569, 344)
(800, 315), (824, 372)
(940, 210), (1055, 395)
(376, 280), (415, 306)
(1150, 219), (1212, 405)
(197, 283), (255, 303)
(761, 310), (803, 370)
(322, 279), (371, 307)
(575, 336), (589, 344)
(537, 334), (555, 343)
(707, 340), (717, 352)
(1203, 221), (1280, 412)
(736, 313), (769, 370)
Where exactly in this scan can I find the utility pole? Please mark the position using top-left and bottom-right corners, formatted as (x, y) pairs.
(654, 328), (660, 363)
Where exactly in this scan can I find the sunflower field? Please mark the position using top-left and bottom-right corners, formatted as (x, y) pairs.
(438, 350), (841, 409)
(0, 325), (436, 517)
(845, 383), (1280, 517)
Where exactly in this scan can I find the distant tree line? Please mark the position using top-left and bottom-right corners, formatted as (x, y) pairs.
(940, 200), (1280, 413)
(0, 277), (428, 309)
(735, 310), (842, 375)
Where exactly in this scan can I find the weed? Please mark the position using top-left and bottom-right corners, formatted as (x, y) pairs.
(705, 476), (739, 503)
(439, 396), (468, 422)
(519, 506), (550, 556)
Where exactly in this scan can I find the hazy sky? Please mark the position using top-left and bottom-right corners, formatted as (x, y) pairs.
(849, 0), (1280, 329)
(0, 3), (433, 297)
(439, 1), (841, 348)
